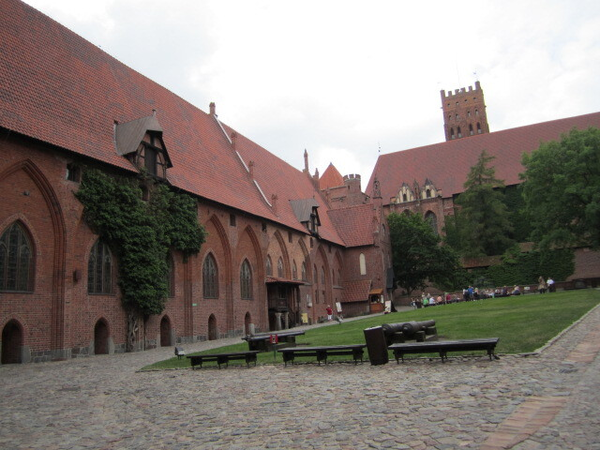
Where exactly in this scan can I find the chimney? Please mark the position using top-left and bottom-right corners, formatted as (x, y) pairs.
(271, 194), (278, 214)
(209, 102), (216, 116)
(249, 161), (254, 178)
(303, 149), (309, 173)
(231, 131), (238, 149)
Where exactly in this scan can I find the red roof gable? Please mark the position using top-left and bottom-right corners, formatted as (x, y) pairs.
(367, 112), (600, 203)
(328, 204), (376, 247)
(319, 163), (344, 189)
(0, 0), (345, 245)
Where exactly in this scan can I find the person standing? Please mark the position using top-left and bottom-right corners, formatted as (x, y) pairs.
(326, 305), (333, 321)
(547, 277), (555, 293)
(538, 276), (547, 294)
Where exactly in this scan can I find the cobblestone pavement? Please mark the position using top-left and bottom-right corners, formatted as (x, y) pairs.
(1, 305), (599, 450)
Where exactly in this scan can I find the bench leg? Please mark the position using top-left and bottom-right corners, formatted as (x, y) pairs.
(245, 354), (258, 367)
(439, 351), (448, 363)
(316, 350), (327, 365)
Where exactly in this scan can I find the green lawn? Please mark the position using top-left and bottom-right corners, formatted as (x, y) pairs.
(142, 289), (600, 370)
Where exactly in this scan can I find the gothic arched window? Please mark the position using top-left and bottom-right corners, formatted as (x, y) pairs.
(277, 257), (284, 278)
(240, 259), (253, 299)
(88, 239), (113, 294)
(359, 253), (367, 275)
(424, 211), (439, 235)
(266, 255), (273, 276)
(0, 221), (34, 292)
(203, 253), (218, 298)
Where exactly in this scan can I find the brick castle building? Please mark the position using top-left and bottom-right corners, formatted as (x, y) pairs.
(1, 0), (599, 363)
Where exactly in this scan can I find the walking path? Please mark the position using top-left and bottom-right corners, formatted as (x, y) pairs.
(1, 305), (599, 449)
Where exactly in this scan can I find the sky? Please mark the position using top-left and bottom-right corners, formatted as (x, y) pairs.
(21, 0), (600, 183)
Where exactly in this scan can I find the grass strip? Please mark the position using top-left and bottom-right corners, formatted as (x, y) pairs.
(142, 289), (599, 370)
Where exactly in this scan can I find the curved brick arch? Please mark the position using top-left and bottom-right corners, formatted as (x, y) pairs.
(272, 230), (291, 278)
(0, 159), (67, 358)
(205, 214), (234, 330)
(238, 225), (266, 328)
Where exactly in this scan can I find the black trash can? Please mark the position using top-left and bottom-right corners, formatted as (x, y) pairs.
(363, 326), (389, 365)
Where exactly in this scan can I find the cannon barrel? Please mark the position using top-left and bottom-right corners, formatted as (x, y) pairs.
(401, 320), (436, 336)
(382, 320), (436, 337)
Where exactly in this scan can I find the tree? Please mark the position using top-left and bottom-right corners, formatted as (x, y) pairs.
(447, 150), (514, 257)
(388, 212), (463, 295)
(521, 127), (600, 250)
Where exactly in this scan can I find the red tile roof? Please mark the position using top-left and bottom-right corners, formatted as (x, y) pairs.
(366, 112), (600, 203)
(0, 0), (344, 245)
(328, 204), (377, 247)
(319, 163), (344, 189)
(342, 280), (372, 303)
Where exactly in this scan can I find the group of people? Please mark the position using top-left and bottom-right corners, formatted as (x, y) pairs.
(538, 276), (555, 294)
(410, 277), (557, 309)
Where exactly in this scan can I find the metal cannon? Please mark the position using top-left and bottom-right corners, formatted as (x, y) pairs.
(381, 320), (437, 345)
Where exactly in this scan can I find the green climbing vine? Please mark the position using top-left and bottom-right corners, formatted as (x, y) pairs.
(76, 169), (206, 316)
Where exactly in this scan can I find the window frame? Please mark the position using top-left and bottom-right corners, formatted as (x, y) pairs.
(0, 221), (34, 292)
(202, 253), (219, 299)
(240, 259), (253, 300)
(88, 239), (113, 295)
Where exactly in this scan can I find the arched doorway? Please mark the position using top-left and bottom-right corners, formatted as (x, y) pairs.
(208, 314), (218, 341)
(1, 320), (23, 364)
(244, 312), (252, 335)
(94, 319), (109, 355)
(160, 316), (172, 347)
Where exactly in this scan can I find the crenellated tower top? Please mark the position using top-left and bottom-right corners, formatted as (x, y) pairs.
(440, 81), (490, 141)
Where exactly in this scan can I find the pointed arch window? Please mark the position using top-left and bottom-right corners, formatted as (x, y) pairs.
(457, 127), (462, 138)
(202, 253), (218, 298)
(277, 257), (284, 278)
(88, 239), (113, 294)
(424, 211), (439, 235)
(301, 261), (307, 281)
(477, 122), (482, 134)
(240, 259), (253, 299)
(359, 253), (367, 275)
(469, 124), (474, 136)
(292, 260), (298, 280)
(0, 222), (34, 292)
(266, 255), (273, 276)
(450, 128), (455, 139)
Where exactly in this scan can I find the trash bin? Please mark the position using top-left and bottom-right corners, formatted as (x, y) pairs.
(363, 326), (389, 365)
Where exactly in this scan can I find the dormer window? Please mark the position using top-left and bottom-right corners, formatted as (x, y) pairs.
(289, 198), (321, 237)
(310, 206), (320, 236)
(115, 113), (173, 180)
(135, 132), (168, 178)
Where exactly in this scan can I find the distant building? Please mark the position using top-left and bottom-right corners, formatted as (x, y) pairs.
(367, 84), (600, 297)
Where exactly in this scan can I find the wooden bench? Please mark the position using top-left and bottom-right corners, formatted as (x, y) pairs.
(388, 338), (500, 363)
(242, 330), (305, 352)
(278, 344), (366, 366)
(187, 350), (260, 369)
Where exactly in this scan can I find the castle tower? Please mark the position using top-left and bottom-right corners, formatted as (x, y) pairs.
(440, 81), (490, 141)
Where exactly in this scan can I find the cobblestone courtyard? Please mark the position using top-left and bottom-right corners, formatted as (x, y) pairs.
(1, 305), (599, 449)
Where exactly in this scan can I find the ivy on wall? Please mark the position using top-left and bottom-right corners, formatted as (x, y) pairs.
(76, 169), (206, 316)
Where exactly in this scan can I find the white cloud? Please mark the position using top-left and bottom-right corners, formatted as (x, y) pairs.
(22, 0), (600, 182)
